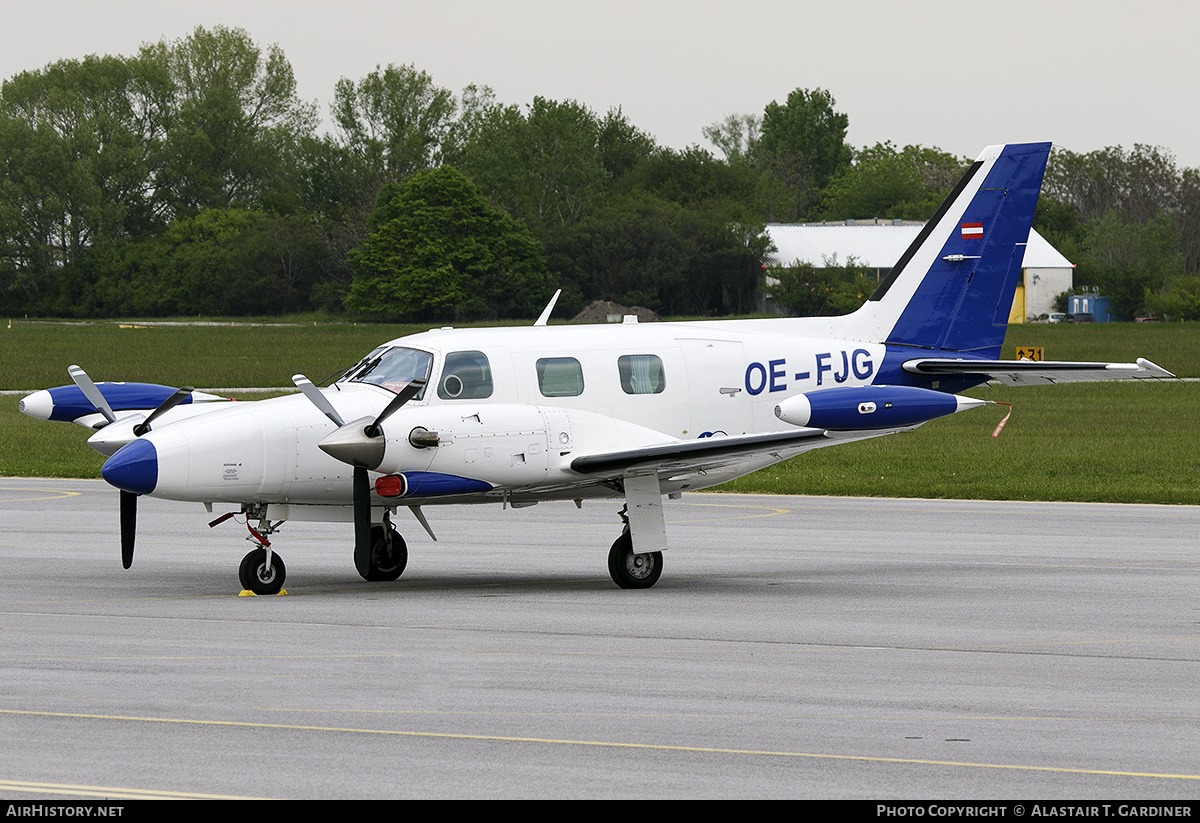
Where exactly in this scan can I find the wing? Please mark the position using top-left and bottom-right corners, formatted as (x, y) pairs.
(569, 426), (911, 487)
(902, 357), (1174, 386)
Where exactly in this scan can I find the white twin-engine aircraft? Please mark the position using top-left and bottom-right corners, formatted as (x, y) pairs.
(21, 142), (1172, 593)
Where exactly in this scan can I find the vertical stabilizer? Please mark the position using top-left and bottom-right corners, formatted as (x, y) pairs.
(861, 142), (1051, 355)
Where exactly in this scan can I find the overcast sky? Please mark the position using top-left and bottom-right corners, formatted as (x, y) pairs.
(3, 0), (1198, 168)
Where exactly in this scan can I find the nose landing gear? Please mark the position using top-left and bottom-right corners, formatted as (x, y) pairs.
(233, 506), (286, 595)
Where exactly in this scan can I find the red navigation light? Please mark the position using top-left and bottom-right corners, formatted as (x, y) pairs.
(374, 474), (406, 498)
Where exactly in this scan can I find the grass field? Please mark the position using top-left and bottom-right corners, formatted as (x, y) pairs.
(2, 317), (1196, 503)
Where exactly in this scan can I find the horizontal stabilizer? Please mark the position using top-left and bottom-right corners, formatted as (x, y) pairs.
(902, 357), (1175, 386)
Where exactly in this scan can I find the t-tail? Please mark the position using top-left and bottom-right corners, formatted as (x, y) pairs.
(839, 142), (1052, 357)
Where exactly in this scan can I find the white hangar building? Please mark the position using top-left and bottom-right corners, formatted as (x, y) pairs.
(762, 220), (1074, 322)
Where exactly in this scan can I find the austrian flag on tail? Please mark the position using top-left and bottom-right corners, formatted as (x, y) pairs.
(961, 222), (983, 239)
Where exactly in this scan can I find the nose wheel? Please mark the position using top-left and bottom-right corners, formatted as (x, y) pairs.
(239, 548), (286, 595)
(607, 532), (662, 589)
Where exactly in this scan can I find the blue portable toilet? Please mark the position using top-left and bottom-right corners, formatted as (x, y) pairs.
(1067, 294), (1117, 322)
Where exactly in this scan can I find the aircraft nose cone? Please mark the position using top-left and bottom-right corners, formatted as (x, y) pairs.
(18, 390), (53, 420)
(101, 438), (158, 495)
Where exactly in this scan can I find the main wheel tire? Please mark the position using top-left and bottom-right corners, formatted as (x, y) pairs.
(365, 525), (407, 582)
(239, 548), (286, 595)
(607, 533), (662, 589)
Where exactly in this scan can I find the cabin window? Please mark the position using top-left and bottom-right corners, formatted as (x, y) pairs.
(438, 350), (493, 399)
(618, 354), (665, 395)
(345, 346), (432, 398)
(536, 357), (584, 397)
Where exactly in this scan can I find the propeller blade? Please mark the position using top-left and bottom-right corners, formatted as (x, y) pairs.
(292, 374), (345, 426)
(353, 466), (372, 579)
(119, 490), (137, 569)
(68, 365), (116, 425)
(365, 378), (426, 438)
(132, 386), (194, 437)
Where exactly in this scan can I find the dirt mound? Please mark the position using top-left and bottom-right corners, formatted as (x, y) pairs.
(570, 300), (661, 324)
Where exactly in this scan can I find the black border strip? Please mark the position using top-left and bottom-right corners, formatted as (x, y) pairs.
(868, 160), (985, 302)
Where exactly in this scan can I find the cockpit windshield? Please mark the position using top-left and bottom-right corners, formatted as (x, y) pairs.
(340, 346), (433, 398)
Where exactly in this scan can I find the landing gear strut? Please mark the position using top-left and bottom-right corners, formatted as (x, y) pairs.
(607, 531), (662, 589)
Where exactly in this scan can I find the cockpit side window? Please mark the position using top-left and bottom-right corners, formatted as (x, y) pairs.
(345, 346), (433, 398)
(438, 350), (493, 399)
(618, 354), (666, 394)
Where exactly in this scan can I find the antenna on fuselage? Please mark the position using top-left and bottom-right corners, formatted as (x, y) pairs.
(533, 289), (562, 327)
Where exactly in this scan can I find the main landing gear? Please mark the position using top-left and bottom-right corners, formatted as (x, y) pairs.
(607, 531), (663, 589)
(363, 523), (407, 582)
(604, 477), (668, 589)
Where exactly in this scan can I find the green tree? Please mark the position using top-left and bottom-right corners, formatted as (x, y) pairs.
(143, 25), (317, 216)
(457, 96), (611, 229)
(819, 142), (968, 220)
(332, 63), (456, 186)
(1176, 167), (1200, 274)
(1079, 212), (1183, 319)
(620, 145), (757, 210)
(596, 108), (657, 178)
(702, 113), (761, 161)
(1037, 144), (1200, 317)
(0, 53), (173, 307)
(1043, 144), (1181, 226)
(755, 88), (853, 218)
(288, 132), (378, 309)
(763, 255), (878, 317)
(77, 209), (334, 317)
(545, 145), (770, 316)
(346, 166), (551, 321)
(1145, 274), (1200, 319)
(1033, 197), (1088, 263)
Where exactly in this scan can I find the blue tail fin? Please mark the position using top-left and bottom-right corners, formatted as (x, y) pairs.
(864, 142), (1051, 355)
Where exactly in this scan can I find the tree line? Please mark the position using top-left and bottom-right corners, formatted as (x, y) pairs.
(3, 26), (1198, 321)
(1036, 145), (1200, 319)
